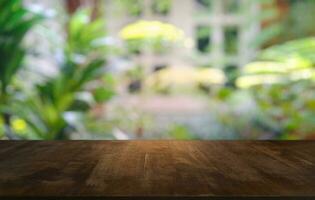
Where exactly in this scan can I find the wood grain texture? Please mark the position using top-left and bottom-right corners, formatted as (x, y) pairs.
(0, 141), (315, 199)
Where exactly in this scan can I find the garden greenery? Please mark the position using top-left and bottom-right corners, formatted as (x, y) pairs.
(120, 20), (184, 53)
(1, 1), (315, 140)
(9, 9), (112, 139)
(237, 38), (315, 139)
(0, 0), (43, 139)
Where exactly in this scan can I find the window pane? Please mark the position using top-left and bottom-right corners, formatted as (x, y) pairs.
(223, 0), (239, 14)
(224, 26), (238, 55)
(152, 0), (172, 15)
(196, 26), (211, 53)
(224, 65), (239, 88)
(196, 0), (212, 11)
(118, 0), (143, 17)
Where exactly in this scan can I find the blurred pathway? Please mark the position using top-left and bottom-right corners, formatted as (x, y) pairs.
(107, 95), (238, 139)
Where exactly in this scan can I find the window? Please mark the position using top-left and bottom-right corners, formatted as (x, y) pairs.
(223, 0), (240, 14)
(152, 0), (172, 15)
(118, 0), (143, 17)
(224, 65), (239, 88)
(196, 0), (212, 11)
(196, 26), (211, 53)
(224, 26), (239, 55)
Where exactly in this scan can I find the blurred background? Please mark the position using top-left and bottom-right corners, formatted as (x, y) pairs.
(1, 0), (315, 140)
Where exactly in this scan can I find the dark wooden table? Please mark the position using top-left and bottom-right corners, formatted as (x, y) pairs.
(0, 141), (315, 199)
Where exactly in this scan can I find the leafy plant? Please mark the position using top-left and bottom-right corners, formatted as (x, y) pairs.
(120, 20), (184, 54)
(0, 0), (43, 139)
(167, 124), (194, 139)
(13, 9), (110, 139)
(93, 74), (116, 103)
(237, 38), (315, 139)
(254, 0), (315, 47)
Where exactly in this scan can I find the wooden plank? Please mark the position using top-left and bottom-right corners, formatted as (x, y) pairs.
(0, 141), (314, 199)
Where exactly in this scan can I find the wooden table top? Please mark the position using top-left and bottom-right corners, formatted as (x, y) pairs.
(0, 141), (315, 199)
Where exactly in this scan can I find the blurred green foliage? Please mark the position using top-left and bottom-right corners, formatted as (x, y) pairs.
(237, 38), (315, 139)
(279, 0), (315, 42)
(152, 0), (171, 15)
(116, 0), (143, 17)
(120, 20), (184, 54)
(0, 0), (43, 139)
(10, 9), (111, 139)
(93, 74), (116, 103)
(255, 0), (315, 47)
(1, 1), (315, 140)
(167, 124), (194, 139)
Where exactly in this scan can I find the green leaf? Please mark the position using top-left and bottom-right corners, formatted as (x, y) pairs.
(94, 87), (115, 103)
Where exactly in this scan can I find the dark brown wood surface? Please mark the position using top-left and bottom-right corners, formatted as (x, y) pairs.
(0, 141), (315, 199)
